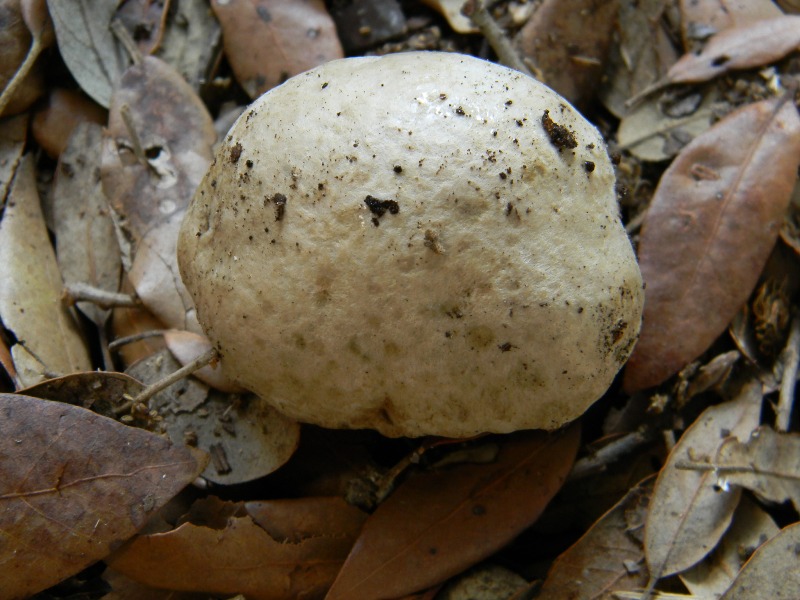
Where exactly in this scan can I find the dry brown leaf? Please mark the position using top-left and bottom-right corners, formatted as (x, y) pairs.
(0, 0), (48, 117)
(666, 16), (800, 85)
(599, 0), (678, 117)
(107, 496), (366, 600)
(163, 329), (244, 393)
(53, 122), (121, 325)
(0, 393), (208, 599)
(644, 380), (762, 585)
(678, 0), (782, 50)
(328, 0), (407, 53)
(211, 0), (343, 98)
(623, 95), (800, 392)
(103, 568), (211, 600)
(680, 496), (779, 598)
(419, 0), (478, 34)
(714, 427), (800, 511)
(0, 155), (91, 387)
(326, 426), (580, 600)
(101, 55), (215, 332)
(516, 0), (618, 107)
(19, 370), (143, 415)
(719, 521), (800, 599)
(46, 0), (127, 107)
(0, 112), (27, 210)
(32, 87), (106, 158)
(537, 476), (653, 600)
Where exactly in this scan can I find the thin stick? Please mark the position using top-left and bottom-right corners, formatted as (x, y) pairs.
(462, 0), (532, 77)
(119, 104), (148, 165)
(108, 329), (168, 352)
(114, 347), (217, 415)
(568, 427), (653, 481)
(776, 311), (800, 432)
(110, 19), (143, 65)
(0, 35), (45, 116)
(63, 282), (141, 310)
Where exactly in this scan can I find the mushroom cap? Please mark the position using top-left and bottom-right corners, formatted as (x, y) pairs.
(178, 52), (643, 438)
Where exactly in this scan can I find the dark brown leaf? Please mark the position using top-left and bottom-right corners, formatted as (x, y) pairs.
(32, 87), (106, 158)
(623, 95), (800, 392)
(516, 0), (618, 107)
(0, 393), (207, 599)
(666, 16), (800, 85)
(107, 496), (366, 600)
(211, 0), (343, 98)
(19, 370), (143, 415)
(326, 426), (580, 600)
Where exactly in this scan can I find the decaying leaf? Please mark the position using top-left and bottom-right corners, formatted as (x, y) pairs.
(19, 370), (143, 416)
(665, 16), (800, 86)
(32, 87), (106, 158)
(328, 0), (407, 53)
(720, 522), (800, 599)
(713, 427), (800, 512)
(0, 112), (27, 209)
(53, 122), (121, 325)
(678, 0), (783, 50)
(537, 477), (654, 600)
(515, 0), (618, 107)
(211, 0), (343, 98)
(0, 393), (207, 600)
(681, 496), (779, 598)
(623, 94), (800, 392)
(107, 496), (366, 600)
(644, 380), (762, 584)
(326, 426), (580, 600)
(0, 0), (45, 117)
(0, 155), (91, 387)
(419, 0), (478, 34)
(46, 0), (127, 107)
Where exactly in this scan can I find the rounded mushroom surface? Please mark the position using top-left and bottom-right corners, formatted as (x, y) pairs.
(178, 51), (644, 438)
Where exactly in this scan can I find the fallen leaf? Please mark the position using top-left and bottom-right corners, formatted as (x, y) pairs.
(163, 329), (244, 393)
(0, 155), (91, 387)
(0, 0), (50, 116)
(103, 568), (210, 600)
(0, 393), (207, 599)
(53, 122), (122, 325)
(46, 0), (127, 107)
(680, 496), (779, 598)
(720, 521), (800, 599)
(678, 0), (782, 50)
(623, 94), (800, 392)
(515, 0), (618, 107)
(666, 16), (800, 85)
(419, 0), (478, 34)
(537, 476), (654, 600)
(0, 112), (27, 209)
(107, 496), (366, 599)
(0, 0), (45, 116)
(326, 426), (580, 600)
(328, 0), (407, 53)
(714, 427), (800, 512)
(211, 0), (343, 98)
(644, 380), (762, 584)
(31, 87), (107, 158)
(19, 370), (143, 416)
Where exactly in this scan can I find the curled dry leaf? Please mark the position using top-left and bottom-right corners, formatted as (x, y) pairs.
(46, 0), (127, 107)
(515, 0), (618, 107)
(537, 476), (654, 600)
(101, 55), (215, 332)
(715, 427), (800, 512)
(678, 0), (782, 50)
(0, 393), (208, 600)
(623, 94), (800, 392)
(0, 112), (27, 209)
(644, 380), (762, 584)
(53, 122), (121, 325)
(0, 0), (45, 117)
(666, 16), (800, 85)
(327, 426), (580, 600)
(419, 0), (478, 34)
(720, 521), (800, 599)
(680, 496), (779, 598)
(106, 496), (367, 600)
(32, 87), (106, 158)
(211, 0), (343, 98)
(0, 155), (91, 387)
(163, 329), (244, 393)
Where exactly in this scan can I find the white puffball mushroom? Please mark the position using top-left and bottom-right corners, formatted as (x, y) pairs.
(178, 52), (644, 438)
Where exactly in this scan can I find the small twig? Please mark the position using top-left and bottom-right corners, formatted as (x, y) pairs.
(568, 426), (654, 481)
(108, 329), (168, 352)
(110, 19), (143, 65)
(0, 33), (46, 116)
(776, 311), (800, 432)
(114, 347), (217, 415)
(63, 282), (141, 310)
(462, 0), (532, 77)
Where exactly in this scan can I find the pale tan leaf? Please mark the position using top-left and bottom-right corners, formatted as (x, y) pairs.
(0, 113), (27, 208)
(419, 0), (478, 34)
(0, 155), (91, 387)
(681, 496), (779, 598)
(679, 0), (783, 50)
(644, 380), (762, 582)
(46, 0), (127, 107)
(720, 522), (800, 599)
(53, 122), (121, 325)
(715, 427), (800, 511)
(163, 329), (244, 393)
